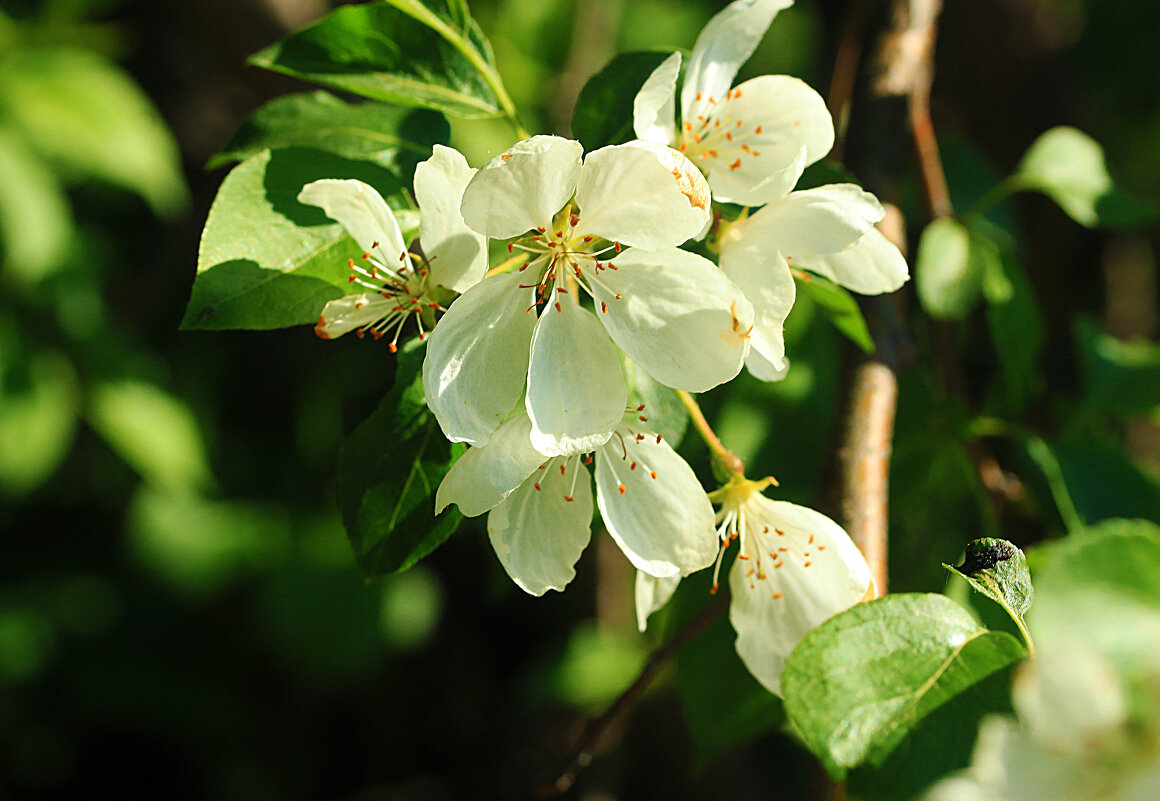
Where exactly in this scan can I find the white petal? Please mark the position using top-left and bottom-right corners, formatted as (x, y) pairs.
(633, 51), (682, 145)
(798, 227), (909, 295)
(434, 412), (545, 517)
(459, 135), (582, 239)
(596, 432), (717, 578)
(526, 293), (625, 457)
(298, 179), (407, 270)
(698, 75), (833, 206)
(422, 272), (536, 446)
(705, 146), (807, 210)
(414, 145), (487, 293)
(681, 0), (795, 123)
(591, 248), (753, 392)
(729, 499), (872, 695)
(744, 348), (791, 382)
(720, 239), (795, 381)
(487, 458), (594, 596)
(575, 141), (709, 250)
(635, 572), (681, 632)
(742, 184), (884, 257)
(312, 293), (394, 340)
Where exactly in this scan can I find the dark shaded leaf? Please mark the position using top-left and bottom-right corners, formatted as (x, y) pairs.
(571, 51), (672, 151)
(337, 342), (463, 576)
(210, 91), (449, 180)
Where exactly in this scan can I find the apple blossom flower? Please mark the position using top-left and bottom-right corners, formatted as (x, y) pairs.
(434, 406), (718, 596)
(422, 134), (753, 456)
(298, 145), (486, 347)
(632, 0), (834, 206)
(707, 475), (874, 695)
(717, 169), (909, 380)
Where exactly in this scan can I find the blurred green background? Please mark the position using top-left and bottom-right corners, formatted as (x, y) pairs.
(1, 0), (1158, 798)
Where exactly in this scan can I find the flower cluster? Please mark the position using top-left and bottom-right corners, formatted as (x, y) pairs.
(303, 0), (909, 694)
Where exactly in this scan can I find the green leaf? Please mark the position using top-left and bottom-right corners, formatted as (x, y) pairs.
(985, 253), (1044, 413)
(845, 665), (1014, 801)
(944, 538), (1034, 649)
(0, 46), (187, 216)
(782, 593), (1026, 778)
(249, 0), (504, 119)
(1029, 519), (1160, 679)
(209, 91), (449, 176)
(915, 217), (994, 320)
(797, 274), (874, 354)
(183, 147), (408, 331)
(0, 124), (73, 281)
(1051, 439), (1160, 525)
(337, 342), (463, 576)
(86, 380), (215, 494)
(571, 51), (672, 151)
(0, 347), (79, 496)
(1014, 126), (1158, 229)
(620, 353), (688, 446)
(1075, 316), (1160, 417)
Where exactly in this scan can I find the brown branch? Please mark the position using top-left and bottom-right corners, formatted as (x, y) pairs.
(537, 592), (730, 797)
(835, 0), (947, 595)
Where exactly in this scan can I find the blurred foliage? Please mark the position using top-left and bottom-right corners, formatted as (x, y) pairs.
(1, 0), (1159, 799)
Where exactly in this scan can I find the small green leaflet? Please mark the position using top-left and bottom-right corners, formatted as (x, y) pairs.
(782, 593), (1026, 779)
(249, 0), (505, 119)
(944, 537), (1034, 653)
(337, 342), (464, 576)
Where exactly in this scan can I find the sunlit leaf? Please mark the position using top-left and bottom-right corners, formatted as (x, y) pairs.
(797, 274), (874, 354)
(0, 346), (79, 496)
(183, 147), (409, 331)
(87, 380), (215, 494)
(128, 486), (287, 598)
(571, 51), (672, 151)
(249, 0), (504, 119)
(0, 46), (187, 216)
(0, 125), (73, 282)
(944, 538), (1033, 644)
(915, 217), (985, 320)
(337, 342), (463, 576)
(209, 91), (449, 179)
(1014, 126), (1158, 229)
(1030, 519), (1160, 681)
(782, 593), (1026, 778)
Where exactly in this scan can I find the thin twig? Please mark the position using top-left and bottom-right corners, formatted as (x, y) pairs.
(537, 592), (730, 797)
(676, 389), (745, 479)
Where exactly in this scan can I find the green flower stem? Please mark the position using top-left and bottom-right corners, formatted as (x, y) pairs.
(970, 417), (1085, 534)
(1013, 612), (1036, 660)
(675, 389), (744, 480)
(962, 174), (1027, 221)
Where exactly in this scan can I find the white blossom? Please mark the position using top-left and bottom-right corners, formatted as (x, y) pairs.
(712, 476), (873, 695)
(718, 175), (909, 381)
(435, 407), (718, 596)
(298, 145), (486, 346)
(422, 135), (753, 454)
(632, 0), (833, 206)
